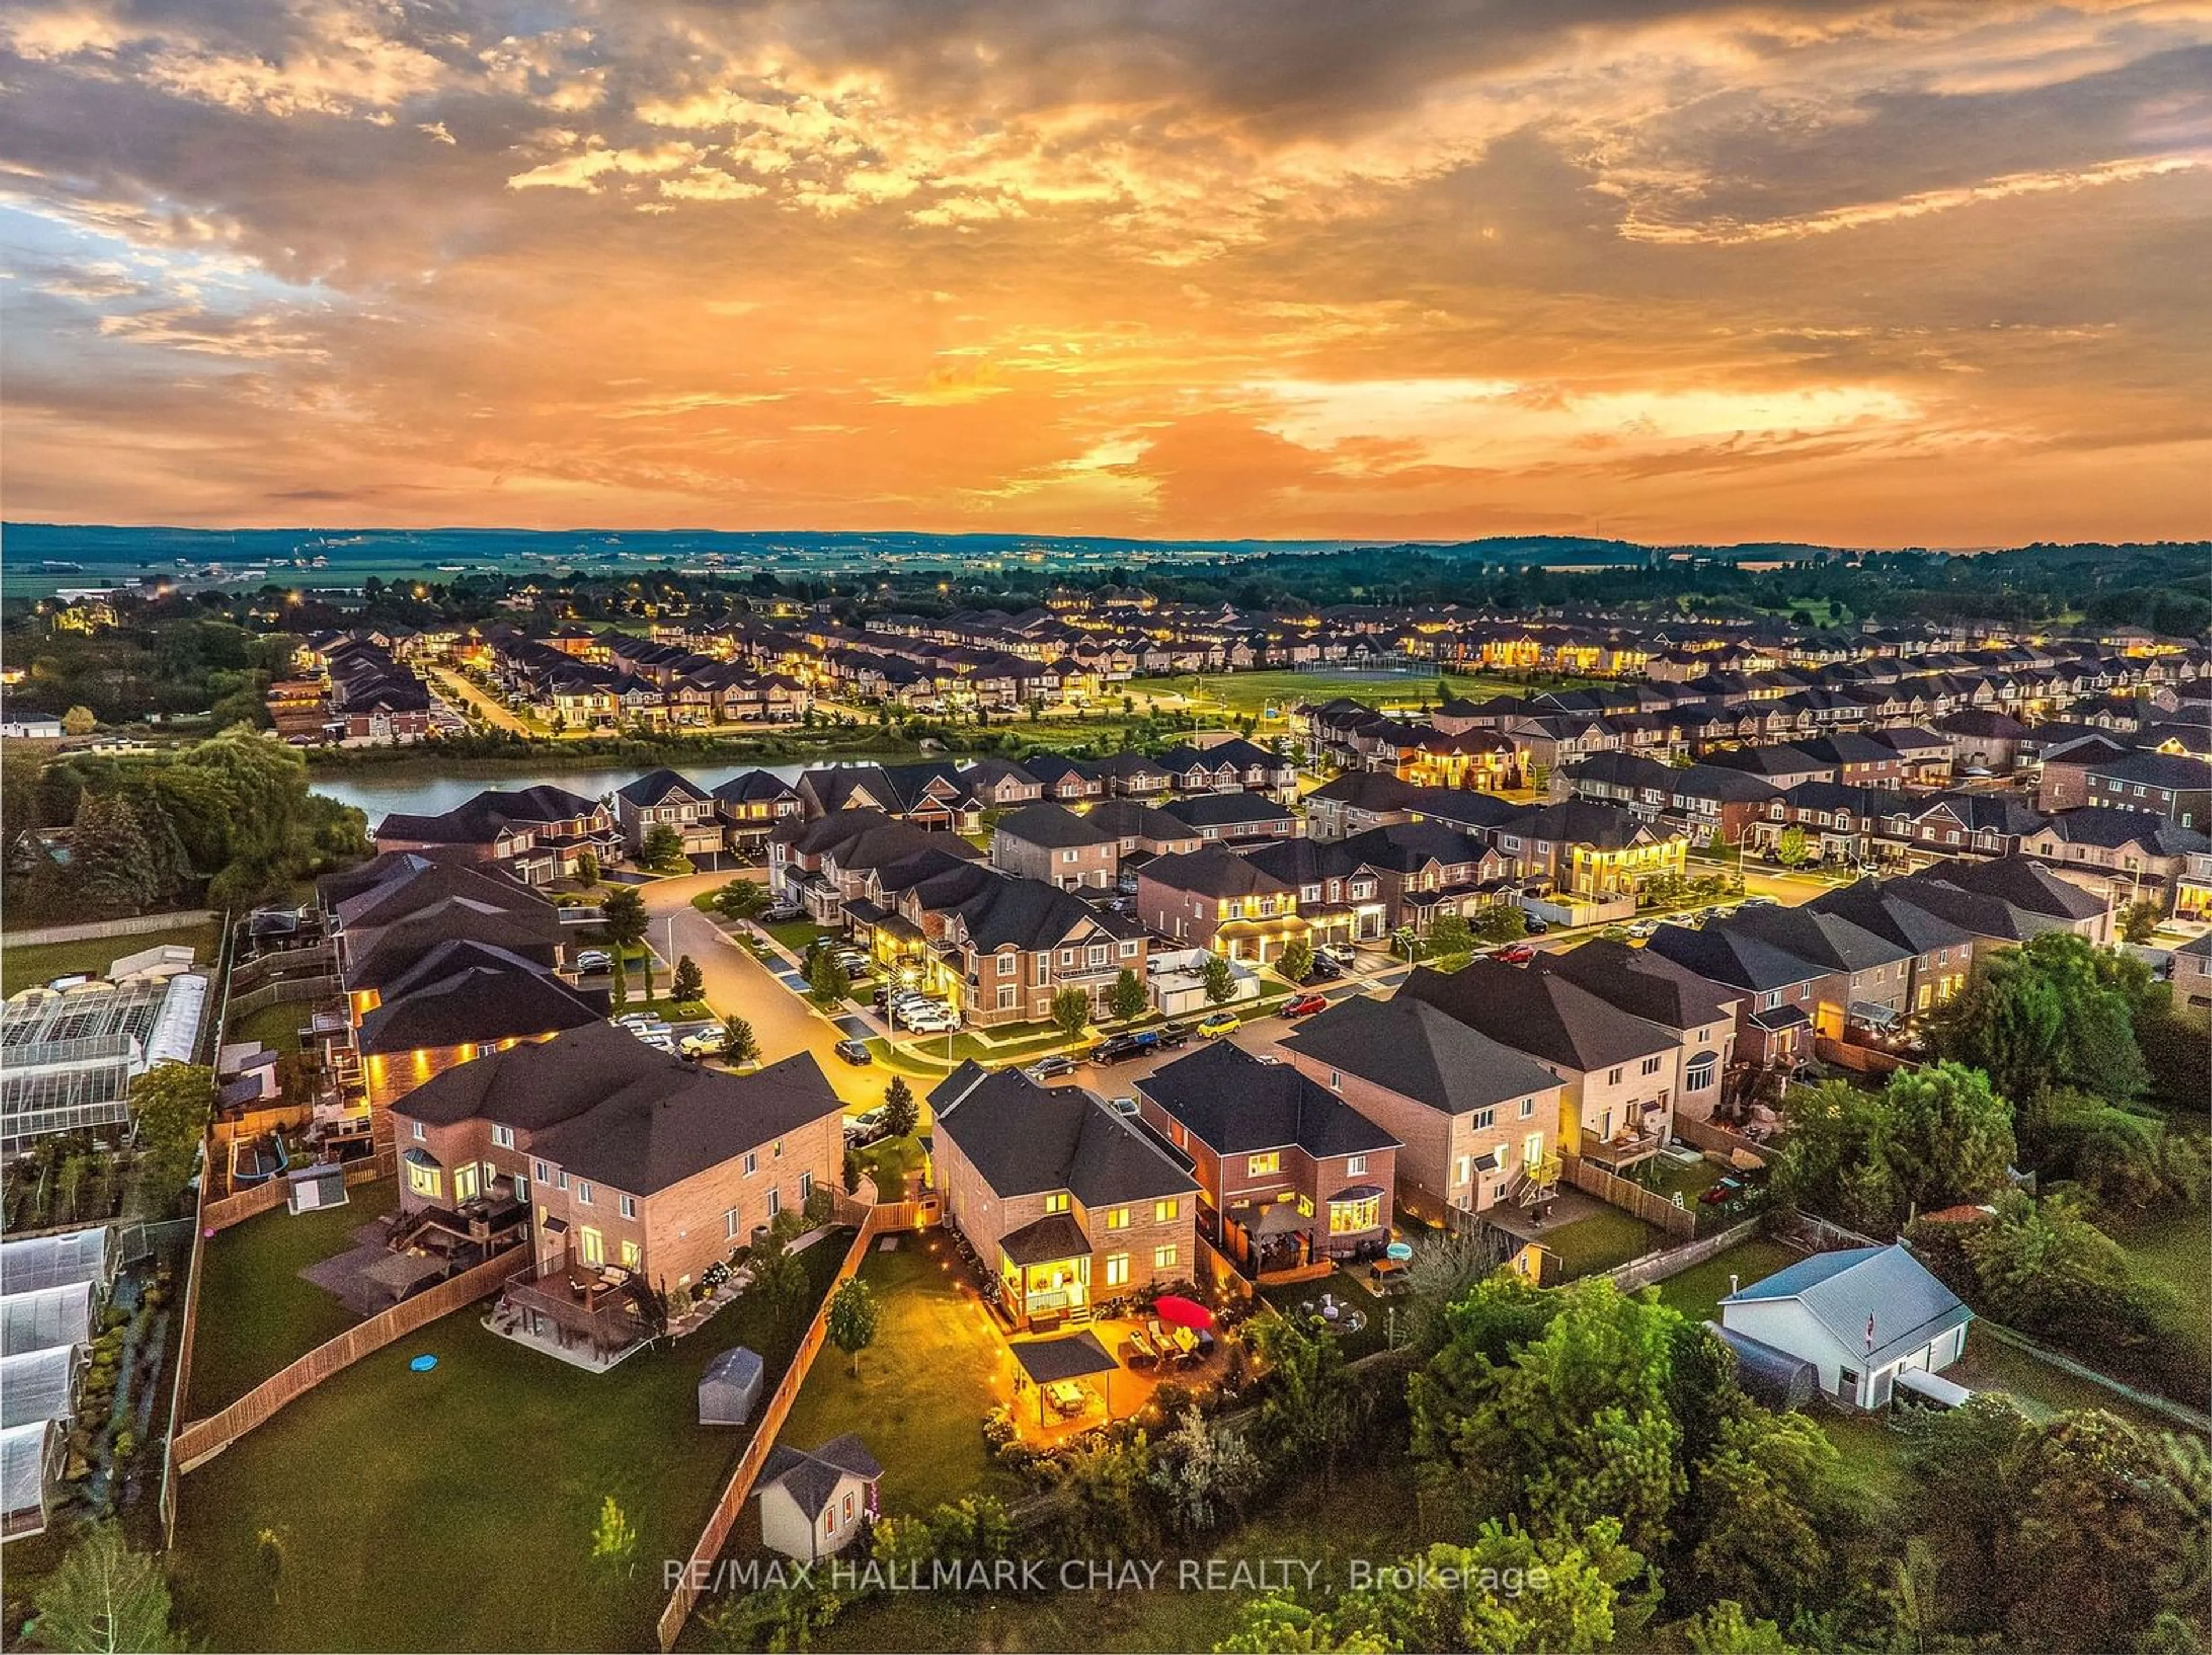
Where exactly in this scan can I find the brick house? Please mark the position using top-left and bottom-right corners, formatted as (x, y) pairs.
(391, 1023), (842, 1358)
(899, 868), (1150, 1027)
(929, 1063), (1199, 1331)
(1135, 845), (1309, 964)
(613, 768), (723, 859)
(1279, 992), (1565, 1225)
(2082, 750), (2212, 830)
(1135, 1040), (1399, 1274)
(991, 803), (1122, 890)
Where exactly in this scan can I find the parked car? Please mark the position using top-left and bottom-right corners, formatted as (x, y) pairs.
(1488, 944), (1537, 965)
(1107, 1096), (1139, 1117)
(1312, 949), (1350, 978)
(1741, 895), (1780, 908)
(1090, 1030), (1160, 1066)
(1282, 993), (1329, 1017)
(833, 1039), (874, 1066)
(1023, 1055), (1080, 1082)
(573, 948), (612, 973)
(1195, 1010), (1241, 1039)
(1522, 918), (1549, 936)
(1625, 919), (1659, 938)
(1156, 1023), (1194, 1050)
(844, 1106), (891, 1145)
(760, 904), (805, 925)
(677, 1030), (722, 1059)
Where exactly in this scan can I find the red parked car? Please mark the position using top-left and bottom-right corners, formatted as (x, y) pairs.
(1488, 944), (1537, 965)
(1282, 993), (1330, 1018)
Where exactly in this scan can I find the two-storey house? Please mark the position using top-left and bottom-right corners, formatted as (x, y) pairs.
(613, 768), (723, 860)
(1135, 845), (1309, 964)
(990, 803), (1121, 891)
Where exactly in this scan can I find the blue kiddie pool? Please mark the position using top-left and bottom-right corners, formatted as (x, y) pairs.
(1385, 1242), (1414, 1262)
(409, 1354), (439, 1373)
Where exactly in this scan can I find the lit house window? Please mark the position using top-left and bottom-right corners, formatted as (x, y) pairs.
(1154, 1199), (1180, 1222)
(1247, 1152), (1281, 1177)
(1104, 1207), (1129, 1230)
(619, 1195), (637, 1220)
(1105, 1253), (1130, 1286)
(1153, 1245), (1179, 1270)
(1329, 1195), (1381, 1235)
(1044, 1192), (1070, 1215)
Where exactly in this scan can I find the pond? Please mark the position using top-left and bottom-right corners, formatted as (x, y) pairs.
(310, 755), (906, 822)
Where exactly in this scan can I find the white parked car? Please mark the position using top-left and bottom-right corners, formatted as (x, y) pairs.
(677, 1031), (723, 1059)
(574, 949), (613, 973)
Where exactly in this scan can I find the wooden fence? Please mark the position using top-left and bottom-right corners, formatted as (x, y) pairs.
(224, 973), (340, 1021)
(654, 1205), (908, 1652)
(1813, 1035), (1916, 1077)
(172, 1244), (529, 1472)
(160, 1159), (214, 1547)
(226, 944), (335, 995)
(1603, 1215), (1767, 1295)
(1672, 1115), (1776, 1165)
(1561, 1154), (1697, 1240)
(198, 1153), (391, 1232)
(3, 909), (216, 947)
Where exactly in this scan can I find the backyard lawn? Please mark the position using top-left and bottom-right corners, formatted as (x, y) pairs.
(0, 917), (222, 995)
(1542, 1205), (1667, 1278)
(1651, 1236), (1801, 1325)
(169, 1230), (851, 1653)
(854, 1135), (927, 1202)
(1258, 1266), (1398, 1358)
(188, 1180), (400, 1415)
(772, 1237), (1022, 1517)
(226, 999), (310, 1057)
(2111, 1203), (2212, 1366)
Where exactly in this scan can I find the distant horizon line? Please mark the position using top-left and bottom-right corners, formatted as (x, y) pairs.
(15, 520), (2191, 556)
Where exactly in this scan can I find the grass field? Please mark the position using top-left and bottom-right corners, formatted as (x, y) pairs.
(772, 1239), (1022, 1518)
(170, 1231), (850, 1653)
(0, 918), (222, 995)
(226, 999), (309, 1056)
(1543, 1204), (1666, 1278)
(188, 1180), (400, 1415)
(2111, 1203), (2212, 1366)
(1652, 1236), (1801, 1325)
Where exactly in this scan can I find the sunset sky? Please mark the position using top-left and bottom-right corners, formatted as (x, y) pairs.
(2, 1), (2207, 546)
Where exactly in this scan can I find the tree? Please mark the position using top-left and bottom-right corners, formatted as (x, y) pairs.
(608, 950), (628, 1012)
(1772, 824), (1810, 868)
(719, 1016), (760, 1067)
(1931, 930), (2147, 1105)
(1471, 904), (1529, 945)
(671, 954), (705, 1005)
(713, 878), (767, 922)
(1218, 1520), (1651, 1655)
(1050, 985), (1090, 1042)
(1277, 938), (1313, 986)
(1678, 1603), (1796, 1654)
(130, 1063), (215, 1218)
(1248, 1311), (1360, 1478)
(1410, 1275), (1685, 1556)
(1108, 965), (1150, 1023)
(1688, 1410), (1862, 1620)
(68, 791), (171, 917)
(1201, 953), (1237, 1006)
(589, 1494), (638, 1578)
(640, 823), (687, 872)
(29, 1524), (187, 1653)
(1878, 1061), (2017, 1215)
(61, 704), (99, 737)
(574, 847), (600, 887)
(1425, 912), (1474, 957)
(841, 1146), (863, 1195)
(1149, 1411), (1265, 1537)
(2119, 899), (2161, 945)
(805, 946), (849, 1008)
(827, 1277), (880, 1376)
(748, 1209), (816, 1358)
(881, 1075), (919, 1141)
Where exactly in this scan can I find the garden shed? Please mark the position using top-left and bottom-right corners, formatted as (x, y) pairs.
(698, 1346), (764, 1425)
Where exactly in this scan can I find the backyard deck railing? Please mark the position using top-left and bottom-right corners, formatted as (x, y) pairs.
(171, 1243), (528, 1472)
(653, 1203), (914, 1652)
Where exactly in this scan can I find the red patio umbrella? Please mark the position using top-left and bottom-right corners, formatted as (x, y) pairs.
(1153, 1294), (1214, 1330)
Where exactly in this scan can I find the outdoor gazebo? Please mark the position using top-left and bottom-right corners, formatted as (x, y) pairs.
(1010, 1331), (1121, 1427)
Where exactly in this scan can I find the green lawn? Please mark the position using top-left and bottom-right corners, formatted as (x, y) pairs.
(773, 1239), (1022, 1518)
(1543, 1205), (1666, 1278)
(818, 1453), (1427, 1653)
(171, 1230), (851, 1653)
(1122, 668), (1590, 721)
(0, 918), (222, 995)
(855, 1135), (926, 1202)
(1652, 1236), (1801, 1325)
(1258, 1267), (1397, 1358)
(188, 1180), (400, 1415)
(226, 998), (308, 1057)
(2111, 1203), (2212, 1366)
(764, 919), (841, 956)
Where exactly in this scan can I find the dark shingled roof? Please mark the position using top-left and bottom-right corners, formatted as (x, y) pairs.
(993, 802), (1118, 850)
(1335, 819), (1485, 874)
(1282, 992), (1562, 1116)
(615, 767), (710, 807)
(999, 1211), (1093, 1266)
(1161, 792), (1297, 831)
(1531, 939), (1738, 1029)
(376, 785), (601, 847)
(1135, 844), (1294, 899)
(1084, 799), (1199, 844)
(355, 941), (607, 1055)
(1400, 960), (1677, 1071)
(929, 1063), (1196, 1207)
(393, 1022), (840, 1196)
(758, 1435), (882, 1519)
(1137, 1040), (1399, 1158)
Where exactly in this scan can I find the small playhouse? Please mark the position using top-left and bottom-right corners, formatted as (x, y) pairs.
(698, 1347), (764, 1426)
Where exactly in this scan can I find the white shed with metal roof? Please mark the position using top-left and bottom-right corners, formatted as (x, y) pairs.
(1719, 1242), (1972, 1411)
